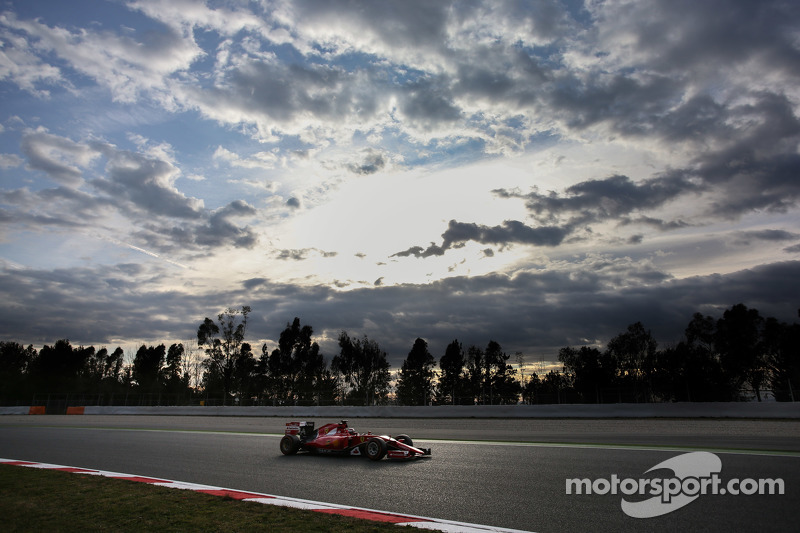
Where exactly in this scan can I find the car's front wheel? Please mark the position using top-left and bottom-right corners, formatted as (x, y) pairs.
(280, 434), (301, 455)
(395, 434), (413, 446)
(364, 437), (387, 461)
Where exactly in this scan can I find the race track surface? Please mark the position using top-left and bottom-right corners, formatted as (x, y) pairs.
(1, 416), (798, 532)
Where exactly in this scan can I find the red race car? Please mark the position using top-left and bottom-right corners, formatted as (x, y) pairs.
(279, 420), (431, 460)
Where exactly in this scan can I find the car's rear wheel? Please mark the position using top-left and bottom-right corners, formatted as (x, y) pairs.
(280, 434), (301, 455)
(365, 437), (387, 461)
(395, 434), (413, 446)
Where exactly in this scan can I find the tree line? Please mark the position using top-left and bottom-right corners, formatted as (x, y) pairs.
(0, 340), (191, 407)
(1, 303), (797, 408)
(552, 304), (800, 404)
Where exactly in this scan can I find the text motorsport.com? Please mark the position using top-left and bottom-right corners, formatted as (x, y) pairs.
(565, 451), (784, 519)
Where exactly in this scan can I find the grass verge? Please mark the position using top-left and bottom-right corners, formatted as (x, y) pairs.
(0, 465), (411, 532)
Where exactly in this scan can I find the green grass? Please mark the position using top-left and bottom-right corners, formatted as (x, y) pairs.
(0, 465), (411, 532)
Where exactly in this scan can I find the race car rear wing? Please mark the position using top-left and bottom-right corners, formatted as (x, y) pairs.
(285, 421), (315, 440)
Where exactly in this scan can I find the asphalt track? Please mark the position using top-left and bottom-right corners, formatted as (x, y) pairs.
(1, 416), (799, 532)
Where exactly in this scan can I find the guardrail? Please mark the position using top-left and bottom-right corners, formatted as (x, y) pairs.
(3, 403), (798, 418)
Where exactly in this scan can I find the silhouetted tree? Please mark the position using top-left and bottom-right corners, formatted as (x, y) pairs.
(522, 372), (541, 404)
(0, 342), (36, 404)
(716, 304), (765, 400)
(264, 337), (291, 402)
(764, 313), (800, 401)
(539, 370), (570, 403)
(266, 318), (327, 405)
(233, 342), (258, 402)
(198, 305), (251, 404)
(465, 345), (485, 404)
(606, 322), (657, 402)
(133, 344), (166, 392)
(314, 368), (341, 406)
(163, 343), (190, 396)
(254, 345), (271, 402)
(100, 347), (124, 385)
(29, 340), (87, 392)
(670, 312), (727, 401)
(332, 332), (391, 405)
(462, 341), (520, 404)
(396, 338), (436, 405)
(437, 339), (468, 405)
(559, 346), (615, 403)
(485, 341), (521, 404)
(647, 313), (724, 401)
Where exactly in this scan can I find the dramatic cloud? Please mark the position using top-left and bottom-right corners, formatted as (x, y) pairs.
(20, 131), (99, 187)
(0, 0), (797, 367)
(394, 220), (570, 258)
(347, 149), (386, 175)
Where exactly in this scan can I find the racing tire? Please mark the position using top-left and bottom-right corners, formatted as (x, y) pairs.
(280, 434), (301, 455)
(395, 434), (413, 447)
(365, 437), (387, 461)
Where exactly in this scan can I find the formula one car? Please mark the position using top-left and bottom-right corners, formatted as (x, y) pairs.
(279, 420), (431, 460)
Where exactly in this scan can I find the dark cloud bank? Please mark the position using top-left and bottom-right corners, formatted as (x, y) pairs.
(2, 258), (798, 368)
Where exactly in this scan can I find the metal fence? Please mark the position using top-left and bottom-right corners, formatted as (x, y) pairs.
(16, 386), (798, 414)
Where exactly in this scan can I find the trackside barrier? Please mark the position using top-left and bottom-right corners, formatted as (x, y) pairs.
(0, 407), (35, 415)
(0, 406), (42, 415)
(3, 403), (799, 417)
(77, 403), (800, 418)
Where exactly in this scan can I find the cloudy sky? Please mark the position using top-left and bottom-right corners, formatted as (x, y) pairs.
(1, 0), (799, 369)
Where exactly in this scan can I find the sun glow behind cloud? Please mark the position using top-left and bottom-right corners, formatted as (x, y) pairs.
(256, 160), (531, 287)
